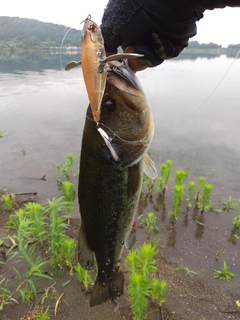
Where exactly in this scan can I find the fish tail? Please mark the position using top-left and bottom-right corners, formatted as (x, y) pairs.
(90, 272), (125, 307)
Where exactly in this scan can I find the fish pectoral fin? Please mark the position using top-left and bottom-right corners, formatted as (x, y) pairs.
(125, 224), (136, 250)
(78, 223), (95, 269)
(65, 60), (82, 71)
(143, 154), (157, 179)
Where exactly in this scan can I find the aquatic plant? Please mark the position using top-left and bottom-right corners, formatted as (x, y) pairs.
(232, 199), (240, 228)
(56, 153), (74, 183)
(186, 181), (195, 208)
(196, 176), (206, 201)
(138, 212), (159, 238)
(172, 265), (196, 277)
(128, 273), (150, 320)
(46, 198), (69, 271)
(157, 160), (172, 195)
(147, 179), (155, 197)
(197, 183), (213, 214)
(1, 190), (13, 210)
(150, 278), (168, 306)
(24, 202), (46, 243)
(222, 196), (235, 212)
(169, 184), (185, 220)
(0, 130), (7, 138)
(75, 263), (93, 292)
(60, 238), (77, 274)
(213, 260), (236, 281)
(61, 181), (75, 222)
(174, 170), (186, 185)
(125, 242), (167, 320)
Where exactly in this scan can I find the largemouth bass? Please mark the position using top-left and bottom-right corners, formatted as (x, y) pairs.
(65, 15), (143, 123)
(78, 62), (157, 307)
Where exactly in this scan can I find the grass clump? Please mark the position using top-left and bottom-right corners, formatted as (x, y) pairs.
(76, 263), (93, 292)
(213, 260), (236, 281)
(222, 196), (235, 212)
(125, 242), (167, 320)
(233, 199), (240, 228)
(1, 190), (13, 210)
(197, 183), (213, 214)
(56, 153), (74, 183)
(157, 160), (172, 196)
(138, 212), (159, 239)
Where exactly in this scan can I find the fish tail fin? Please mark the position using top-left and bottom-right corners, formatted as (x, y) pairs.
(90, 272), (125, 307)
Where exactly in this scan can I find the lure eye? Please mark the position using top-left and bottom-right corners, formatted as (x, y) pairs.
(88, 24), (96, 32)
(103, 99), (116, 113)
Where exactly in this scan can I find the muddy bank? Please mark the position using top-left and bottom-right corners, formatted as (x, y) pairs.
(0, 190), (240, 320)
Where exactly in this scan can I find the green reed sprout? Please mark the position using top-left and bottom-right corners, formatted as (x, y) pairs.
(174, 170), (186, 185)
(150, 278), (168, 306)
(61, 181), (74, 221)
(56, 153), (74, 183)
(196, 177), (206, 201)
(76, 263), (93, 292)
(156, 176), (163, 194)
(197, 183), (213, 214)
(125, 250), (139, 274)
(24, 202), (46, 243)
(147, 179), (155, 196)
(128, 273), (150, 320)
(138, 212), (159, 238)
(157, 160), (172, 195)
(61, 238), (77, 273)
(2, 190), (13, 210)
(186, 181), (195, 208)
(233, 199), (240, 228)
(213, 260), (236, 281)
(125, 242), (167, 320)
(222, 196), (235, 212)
(169, 184), (185, 220)
(46, 198), (68, 271)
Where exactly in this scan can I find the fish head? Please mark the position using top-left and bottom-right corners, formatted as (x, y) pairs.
(96, 64), (154, 168)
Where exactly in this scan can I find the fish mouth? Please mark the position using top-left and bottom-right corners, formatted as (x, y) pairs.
(107, 63), (144, 95)
(106, 67), (146, 114)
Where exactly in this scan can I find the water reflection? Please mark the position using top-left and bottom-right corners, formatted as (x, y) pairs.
(0, 51), (80, 73)
(0, 51), (240, 286)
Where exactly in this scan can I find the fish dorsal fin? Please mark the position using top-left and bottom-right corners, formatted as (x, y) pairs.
(143, 154), (157, 179)
(65, 60), (82, 71)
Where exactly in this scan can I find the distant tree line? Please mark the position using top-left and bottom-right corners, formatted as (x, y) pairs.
(188, 41), (222, 49)
(0, 16), (81, 49)
(0, 17), (239, 52)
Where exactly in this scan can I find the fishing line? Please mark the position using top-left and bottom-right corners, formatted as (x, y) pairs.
(177, 49), (240, 128)
(60, 27), (73, 70)
(86, 115), (149, 145)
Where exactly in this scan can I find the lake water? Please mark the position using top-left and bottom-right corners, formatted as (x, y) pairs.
(1, 52), (240, 292)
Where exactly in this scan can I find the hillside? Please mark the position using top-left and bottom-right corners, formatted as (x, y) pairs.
(0, 16), (81, 49)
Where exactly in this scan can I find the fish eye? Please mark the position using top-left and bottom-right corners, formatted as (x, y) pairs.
(103, 99), (116, 113)
(88, 24), (97, 32)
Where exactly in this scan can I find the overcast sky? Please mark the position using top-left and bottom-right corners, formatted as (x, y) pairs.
(1, 1), (240, 47)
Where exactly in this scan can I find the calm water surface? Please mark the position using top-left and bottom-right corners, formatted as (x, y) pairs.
(1, 52), (240, 290)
